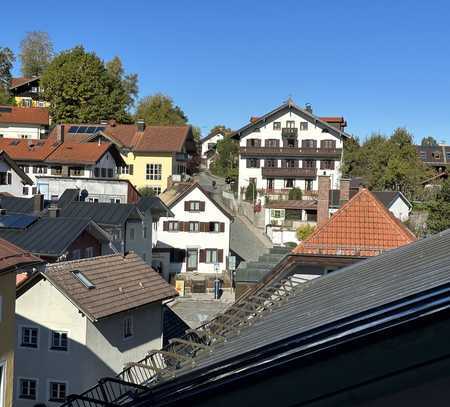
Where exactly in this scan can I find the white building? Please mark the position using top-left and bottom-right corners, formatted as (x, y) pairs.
(0, 106), (49, 139)
(0, 151), (33, 197)
(372, 191), (412, 222)
(200, 131), (224, 168)
(233, 100), (350, 201)
(157, 182), (233, 275)
(14, 253), (177, 407)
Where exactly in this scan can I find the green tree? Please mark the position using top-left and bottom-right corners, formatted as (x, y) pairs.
(138, 186), (157, 197)
(296, 224), (315, 241)
(0, 47), (14, 89)
(135, 93), (188, 125)
(191, 126), (201, 142)
(20, 31), (54, 77)
(210, 136), (239, 179)
(208, 124), (232, 136)
(288, 187), (303, 200)
(41, 46), (137, 123)
(426, 180), (450, 234)
(245, 181), (257, 202)
(421, 136), (438, 147)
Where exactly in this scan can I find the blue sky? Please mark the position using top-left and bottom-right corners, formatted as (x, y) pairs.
(2, 0), (450, 143)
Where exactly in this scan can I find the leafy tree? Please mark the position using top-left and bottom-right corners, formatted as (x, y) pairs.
(296, 224), (315, 241)
(135, 93), (188, 125)
(210, 136), (239, 179)
(191, 126), (201, 142)
(138, 186), (157, 197)
(20, 31), (54, 77)
(426, 180), (450, 234)
(245, 181), (257, 202)
(288, 187), (303, 200)
(41, 46), (137, 123)
(421, 136), (438, 147)
(208, 124), (232, 136)
(0, 47), (14, 90)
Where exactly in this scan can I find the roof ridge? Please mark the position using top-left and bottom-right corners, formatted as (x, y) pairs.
(46, 253), (123, 269)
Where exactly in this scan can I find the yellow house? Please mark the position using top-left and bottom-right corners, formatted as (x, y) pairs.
(98, 122), (197, 194)
(9, 77), (50, 108)
(0, 239), (42, 407)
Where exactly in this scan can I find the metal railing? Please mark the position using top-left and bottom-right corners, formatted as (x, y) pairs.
(61, 256), (311, 407)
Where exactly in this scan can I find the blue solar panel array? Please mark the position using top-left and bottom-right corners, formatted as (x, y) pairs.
(0, 214), (38, 229)
(67, 126), (105, 134)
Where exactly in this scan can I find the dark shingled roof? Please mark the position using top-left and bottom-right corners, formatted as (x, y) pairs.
(42, 252), (178, 321)
(176, 228), (450, 374)
(59, 201), (142, 226)
(137, 196), (173, 218)
(57, 189), (80, 208)
(0, 217), (109, 257)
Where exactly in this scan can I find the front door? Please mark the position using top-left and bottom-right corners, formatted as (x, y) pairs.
(187, 249), (198, 271)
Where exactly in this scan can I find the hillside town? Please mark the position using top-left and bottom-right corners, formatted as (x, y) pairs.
(2, 8), (450, 407)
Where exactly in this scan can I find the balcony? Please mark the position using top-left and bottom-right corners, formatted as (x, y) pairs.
(262, 167), (317, 179)
(240, 146), (342, 158)
(281, 128), (298, 137)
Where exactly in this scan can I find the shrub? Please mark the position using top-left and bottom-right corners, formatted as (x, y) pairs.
(245, 182), (257, 202)
(138, 186), (157, 197)
(296, 224), (315, 241)
(288, 187), (303, 200)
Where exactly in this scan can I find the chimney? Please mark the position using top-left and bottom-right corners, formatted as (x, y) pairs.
(305, 103), (313, 114)
(100, 119), (108, 125)
(32, 194), (44, 213)
(57, 125), (65, 144)
(317, 176), (330, 227)
(339, 178), (350, 207)
(250, 116), (260, 124)
(136, 119), (145, 132)
(48, 205), (60, 218)
(108, 119), (117, 127)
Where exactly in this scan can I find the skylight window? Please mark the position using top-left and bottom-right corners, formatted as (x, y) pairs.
(72, 270), (95, 289)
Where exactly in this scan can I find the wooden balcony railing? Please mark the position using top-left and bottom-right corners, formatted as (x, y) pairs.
(281, 128), (298, 137)
(261, 167), (317, 179)
(240, 146), (342, 158)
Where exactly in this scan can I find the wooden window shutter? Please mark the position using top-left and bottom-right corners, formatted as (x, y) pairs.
(200, 222), (208, 232)
(220, 223), (225, 232)
(163, 221), (169, 231)
(246, 159), (250, 168)
(117, 166), (121, 175)
(182, 222), (188, 232)
(256, 159), (260, 168)
(255, 139), (261, 147)
(7, 173), (11, 185)
(320, 161), (325, 170)
(218, 249), (224, 263)
(129, 164), (134, 175)
(199, 201), (205, 211)
(184, 201), (190, 211)
(178, 249), (186, 262)
(330, 160), (335, 170)
(199, 249), (206, 263)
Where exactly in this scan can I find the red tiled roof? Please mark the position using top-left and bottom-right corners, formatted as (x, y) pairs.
(319, 117), (345, 123)
(0, 238), (42, 273)
(0, 138), (58, 161)
(10, 77), (39, 89)
(0, 106), (49, 125)
(46, 141), (113, 165)
(293, 189), (416, 257)
(16, 272), (29, 286)
(265, 200), (317, 210)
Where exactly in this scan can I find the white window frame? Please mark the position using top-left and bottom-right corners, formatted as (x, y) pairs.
(0, 360), (6, 407)
(47, 379), (68, 403)
(189, 222), (200, 232)
(188, 201), (200, 211)
(205, 249), (218, 264)
(17, 377), (38, 400)
(19, 326), (39, 349)
(123, 316), (133, 340)
(146, 164), (162, 180)
(168, 221), (179, 232)
(49, 330), (69, 352)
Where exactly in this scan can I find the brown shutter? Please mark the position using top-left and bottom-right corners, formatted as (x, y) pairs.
(117, 166), (121, 175)
(320, 161), (325, 170)
(256, 159), (260, 168)
(218, 249), (224, 263)
(255, 139), (261, 147)
(199, 249), (206, 263)
(163, 221), (169, 231)
(129, 164), (134, 175)
(330, 160), (335, 170)
(184, 201), (190, 211)
(200, 222), (208, 232)
(7, 173), (11, 185)
(199, 201), (205, 211)
(246, 159), (250, 168)
(220, 223), (225, 232)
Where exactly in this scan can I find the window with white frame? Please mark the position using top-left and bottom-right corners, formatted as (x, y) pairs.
(300, 121), (308, 131)
(21, 327), (38, 348)
(188, 222), (199, 232)
(146, 164), (162, 180)
(50, 331), (68, 351)
(168, 221), (178, 231)
(209, 222), (220, 232)
(123, 316), (133, 339)
(18, 378), (37, 400)
(188, 201), (200, 211)
(49, 381), (67, 402)
(205, 249), (218, 264)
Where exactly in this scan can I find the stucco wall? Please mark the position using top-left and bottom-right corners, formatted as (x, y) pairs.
(389, 198), (410, 221)
(0, 123), (44, 139)
(0, 160), (27, 197)
(124, 218), (152, 265)
(0, 272), (16, 407)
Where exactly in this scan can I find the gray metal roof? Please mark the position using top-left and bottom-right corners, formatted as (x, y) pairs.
(57, 189), (80, 208)
(178, 229), (450, 373)
(59, 201), (142, 226)
(0, 196), (35, 213)
(0, 217), (107, 257)
(137, 196), (173, 218)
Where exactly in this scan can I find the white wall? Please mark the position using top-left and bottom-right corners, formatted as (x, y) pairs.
(157, 187), (231, 274)
(201, 133), (224, 158)
(35, 176), (129, 202)
(15, 279), (88, 407)
(238, 110), (343, 196)
(0, 160), (28, 196)
(0, 124), (45, 140)
(388, 197), (411, 222)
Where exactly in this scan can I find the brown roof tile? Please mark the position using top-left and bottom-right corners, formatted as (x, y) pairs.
(265, 200), (317, 210)
(0, 137), (58, 161)
(46, 141), (114, 165)
(0, 105), (49, 125)
(44, 252), (177, 321)
(0, 238), (42, 273)
(10, 77), (39, 89)
(293, 189), (416, 257)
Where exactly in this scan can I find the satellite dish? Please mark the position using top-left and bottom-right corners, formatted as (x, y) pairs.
(80, 189), (89, 201)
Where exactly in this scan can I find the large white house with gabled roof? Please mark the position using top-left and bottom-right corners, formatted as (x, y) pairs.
(232, 99), (351, 201)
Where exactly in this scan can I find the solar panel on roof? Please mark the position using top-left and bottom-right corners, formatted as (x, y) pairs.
(95, 127), (105, 133)
(0, 107), (12, 113)
(77, 126), (87, 133)
(68, 126), (79, 133)
(86, 127), (96, 133)
(0, 214), (38, 229)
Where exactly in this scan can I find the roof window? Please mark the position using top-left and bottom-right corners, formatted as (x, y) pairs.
(72, 270), (95, 289)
